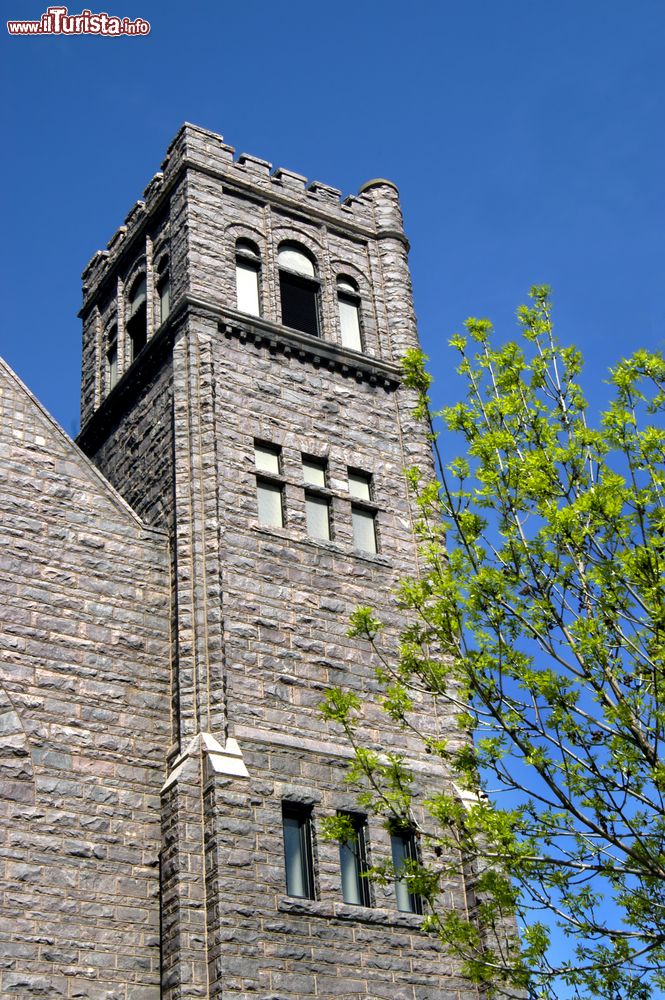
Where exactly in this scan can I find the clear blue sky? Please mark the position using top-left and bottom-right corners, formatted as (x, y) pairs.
(2, 0), (664, 438)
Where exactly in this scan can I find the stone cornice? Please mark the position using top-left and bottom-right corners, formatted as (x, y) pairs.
(77, 295), (402, 454)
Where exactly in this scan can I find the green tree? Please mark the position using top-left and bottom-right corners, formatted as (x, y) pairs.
(321, 287), (665, 999)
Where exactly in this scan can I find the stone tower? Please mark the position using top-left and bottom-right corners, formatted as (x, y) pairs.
(76, 124), (479, 999)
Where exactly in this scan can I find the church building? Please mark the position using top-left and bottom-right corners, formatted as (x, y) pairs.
(0, 124), (488, 999)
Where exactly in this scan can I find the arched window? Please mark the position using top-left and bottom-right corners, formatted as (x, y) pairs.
(156, 257), (170, 325)
(278, 242), (320, 337)
(107, 322), (118, 391)
(126, 275), (147, 360)
(235, 238), (261, 317)
(337, 276), (363, 352)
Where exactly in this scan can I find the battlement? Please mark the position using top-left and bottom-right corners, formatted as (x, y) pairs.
(81, 123), (405, 303)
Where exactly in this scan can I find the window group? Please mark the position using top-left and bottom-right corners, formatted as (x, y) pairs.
(282, 802), (423, 914)
(254, 442), (380, 554)
(236, 239), (364, 352)
(105, 256), (170, 393)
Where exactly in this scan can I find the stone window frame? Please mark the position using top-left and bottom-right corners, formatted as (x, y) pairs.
(254, 439), (286, 529)
(347, 467), (380, 555)
(104, 316), (119, 395)
(272, 227), (325, 336)
(154, 252), (171, 328)
(281, 800), (317, 901)
(335, 274), (364, 353)
(389, 823), (424, 915)
(301, 453), (334, 542)
(227, 224), (267, 319)
(235, 237), (262, 318)
(329, 257), (375, 355)
(277, 240), (322, 339)
(249, 436), (387, 560)
(337, 810), (373, 908)
(123, 260), (148, 366)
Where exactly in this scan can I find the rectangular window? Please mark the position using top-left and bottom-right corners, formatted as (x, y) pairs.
(127, 277), (147, 361)
(236, 261), (260, 316)
(280, 271), (320, 337)
(158, 276), (170, 324)
(339, 814), (371, 907)
(255, 442), (281, 476)
(351, 506), (377, 553)
(338, 295), (363, 352)
(255, 442), (284, 528)
(302, 455), (327, 488)
(256, 479), (283, 528)
(107, 343), (118, 390)
(282, 804), (315, 899)
(390, 829), (423, 914)
(348, 469), (372, 501)
(305, 492), (331, 540)
(107, 325), (118, 391)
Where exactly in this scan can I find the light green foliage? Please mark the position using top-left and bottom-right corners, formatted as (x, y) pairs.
(323, 288), (665, 999)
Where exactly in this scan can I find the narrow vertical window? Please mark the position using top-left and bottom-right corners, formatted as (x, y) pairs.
(338, 813), (371, 907)
(157, 258), (170, 325)
(236, 239), (261, 317)
(278, 243), (320, 337)
(303, 456), (331, 541)
(255, 442), (284, 528)
(390, 828), (423, 914)
(337, 276), (363, 352)
(106, 323), (118, 391)
(282, 803), (315, 899)
(348, 470), (378, 553)
(126, 275), (147, 360)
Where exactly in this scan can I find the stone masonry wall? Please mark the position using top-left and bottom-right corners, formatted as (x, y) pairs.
(75, 125), (490, 999)
(0, 360), (171, 999)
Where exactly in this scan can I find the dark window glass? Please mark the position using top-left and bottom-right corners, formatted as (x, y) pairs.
(127, 276), (147, 360)
(279, 271), (319, 337)
(282, 804), (315, 899)
(390, 829), (423, 914)
(339, 814), (371, 906)
(107, 324), (118, 390)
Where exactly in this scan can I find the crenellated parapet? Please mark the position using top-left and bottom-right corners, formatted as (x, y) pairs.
(81, 123), (406, 303)
(79, 123), (420, 433)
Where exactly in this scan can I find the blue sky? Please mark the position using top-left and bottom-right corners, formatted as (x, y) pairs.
(3, 3), (665, 993)
(2, 0), (664, 439)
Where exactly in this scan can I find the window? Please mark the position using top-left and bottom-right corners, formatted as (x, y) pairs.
(302, 456), (327, 489)
(156, 258), (170, 325)
(126, 275), (147, 360)
(337, 276), (363, 352)
(282, 803), (315, 899)
(349, 470), (378, 553)
(390, 828), (423, 914)
(278, 243), (320, 337)
(305, 494), (331, 541)
(351, 508), (377, 552)
(338, 813), (371, 906)
(107, 323), (118, 391)
(236, 238), (261, 317)
(255, 442), (284, 528)
(303, 456), (331, 540)
(348, 470), (372, 502)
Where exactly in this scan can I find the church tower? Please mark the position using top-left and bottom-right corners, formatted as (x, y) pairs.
(77, 124), (478, 999)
